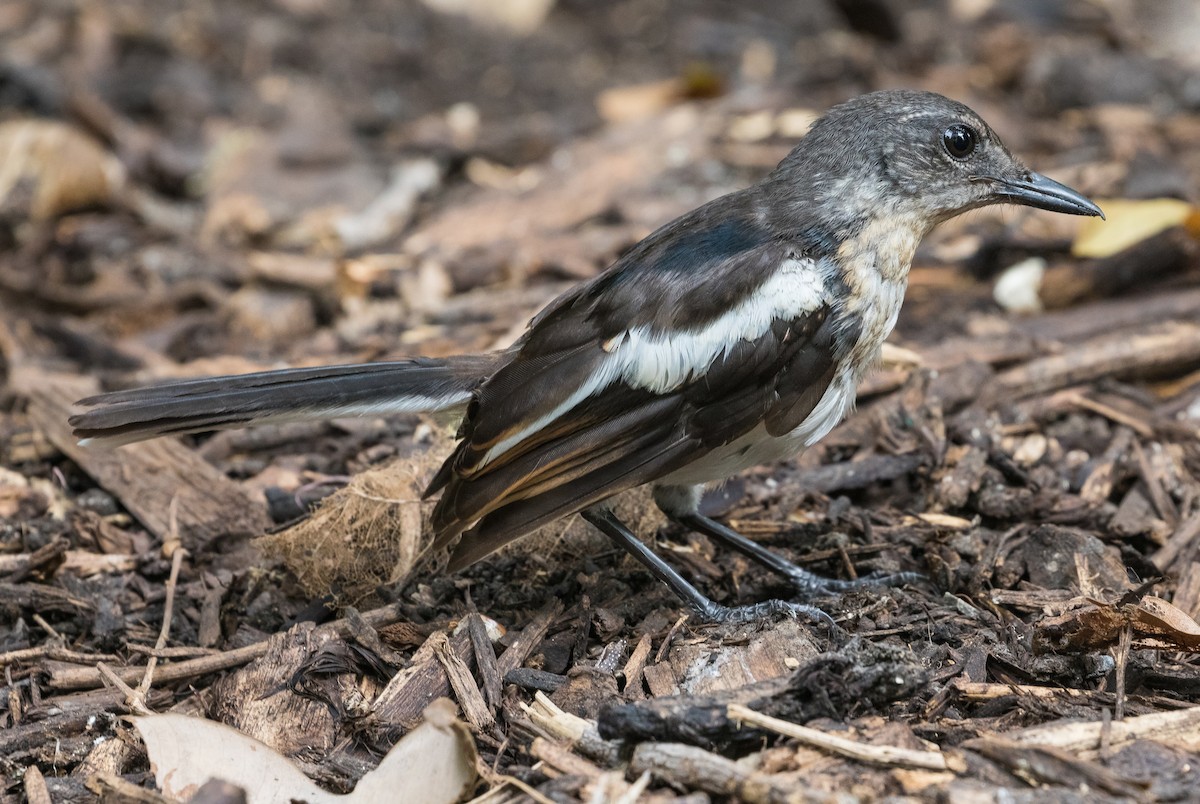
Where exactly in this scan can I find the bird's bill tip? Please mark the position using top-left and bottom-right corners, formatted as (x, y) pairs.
(990, 172), (1105, 219)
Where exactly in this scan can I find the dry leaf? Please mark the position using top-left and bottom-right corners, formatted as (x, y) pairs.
(1072, 198), (1198, 258)
(419, 0), (556, 34)
(597, 80), (684, 124)
(1131, 595), (1200, 650)
(1033, 600), (1128, 653)
(1034, 595), (1200, 654)
(134, 698), (477, 803)
(0, 120), (125, 220)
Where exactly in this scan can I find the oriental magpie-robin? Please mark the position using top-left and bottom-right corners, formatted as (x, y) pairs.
(70, 90), (1103, 623)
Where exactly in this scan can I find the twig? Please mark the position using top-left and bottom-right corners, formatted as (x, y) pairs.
(1113, 624), (1131, 721)
(135, 524), (187, 706)
(613, 771), (652, 804)
(31, 613), (63, 642)
(86, 772), (172, 803)
(530, 736), (604, 779)
(726, 703), (950, 770)
(0, 646), (121, 667)
(631, 741), (847, 804)
(520, 691), (620, 766)
(96, 661), (152, 716)
(467, 775), (557, 804)
(985, 321), (1200, 403)
(999, 704), (1200, 757)
(126, 644), (220, 659)
(954, 681), (1087, 702)
(1152, 508), (1200, 574)
(654, 614), (688, 663)
(47, 601), (411, 690)
(1133, 439), (1179, 526)
(952, 680), (1191, 710)
(1063, 392), (1154, 438)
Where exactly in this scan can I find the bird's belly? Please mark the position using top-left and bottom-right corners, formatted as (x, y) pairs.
(661, 367), (859, 486)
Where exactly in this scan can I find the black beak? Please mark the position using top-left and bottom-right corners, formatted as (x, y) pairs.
(987, 172), (1105, 219)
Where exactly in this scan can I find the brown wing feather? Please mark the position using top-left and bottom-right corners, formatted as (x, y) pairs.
(431, 389), (681, 542)
(430, 304), (841, 568)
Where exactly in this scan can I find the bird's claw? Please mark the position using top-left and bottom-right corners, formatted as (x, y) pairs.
(695, 597), (837, 628)
(784, 566), (924, 596)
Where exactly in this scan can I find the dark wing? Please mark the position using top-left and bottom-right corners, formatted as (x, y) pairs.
(419, 190), (844, 569)
(440, 309), (839, 570)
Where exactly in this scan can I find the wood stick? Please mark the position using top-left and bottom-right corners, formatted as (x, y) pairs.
(984, 322), (1200, 403)
(1, 646), (120, 668)
(22, 764), (52, 804)
(727, 703), (949, 771)
(530, 736), (606, 779)
(952, 681), (1192, 709)
(521, 691), (621, 766)
(620, 633), (653, 700)
(1038, 226), (1198, 310)
(45, 601), (410, 690)
(998, 704), (1200, 756)
(135, 540), (187, 704)
(1153, 510), (1200, 574)
(1023, 285), (1200, 343)
(631, 741), (848, 804)
(371, 630), (473, 731)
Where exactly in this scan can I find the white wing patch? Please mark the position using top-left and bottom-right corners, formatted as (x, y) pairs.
(478, 258), (828, 468)
(616, 258), (826, 393)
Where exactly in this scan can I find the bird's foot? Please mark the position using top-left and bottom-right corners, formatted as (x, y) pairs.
(692, 596), (837, 627)
(675, 513), (922, 599)
(782, 566), (924, 597)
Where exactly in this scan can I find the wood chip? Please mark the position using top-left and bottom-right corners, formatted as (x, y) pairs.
(430, 630), (498, 737)
(23, 377), (268, 547)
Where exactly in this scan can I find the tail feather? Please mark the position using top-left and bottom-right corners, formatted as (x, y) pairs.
(70, 354), (500, 445)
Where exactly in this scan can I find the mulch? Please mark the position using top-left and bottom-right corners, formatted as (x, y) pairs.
(4, 1), (1200, 801)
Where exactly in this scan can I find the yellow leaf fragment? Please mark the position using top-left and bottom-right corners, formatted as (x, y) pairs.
(1072, 198), (1195, 259)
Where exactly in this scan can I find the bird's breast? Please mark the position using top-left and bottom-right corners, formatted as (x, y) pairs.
(835, 212), (919, 370)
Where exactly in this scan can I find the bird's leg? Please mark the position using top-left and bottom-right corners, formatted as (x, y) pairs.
(581, 508), (834, 626)
(675, 512), (922, 596)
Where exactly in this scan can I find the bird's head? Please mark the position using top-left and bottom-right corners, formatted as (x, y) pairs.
(769, 90), (1103, 234)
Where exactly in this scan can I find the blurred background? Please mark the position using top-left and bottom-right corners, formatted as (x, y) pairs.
(0, 0), (1196, 379)
(6, 1), (1200, 800)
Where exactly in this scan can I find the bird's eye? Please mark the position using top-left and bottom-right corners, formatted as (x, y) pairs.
(942, 124), (978, 159)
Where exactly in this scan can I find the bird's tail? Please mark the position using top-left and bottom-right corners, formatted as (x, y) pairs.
(69, 354), (501, 446)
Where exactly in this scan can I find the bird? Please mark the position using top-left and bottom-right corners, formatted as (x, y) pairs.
(70, 90), (1103, 623)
